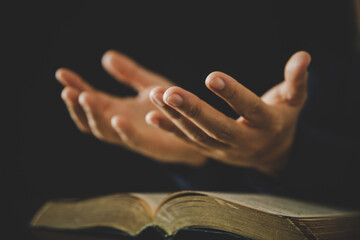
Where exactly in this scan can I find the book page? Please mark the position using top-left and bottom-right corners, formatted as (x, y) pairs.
(202, 192), (358, 218)
(30, 193), (154, 234)
(131, 193), (170, 216)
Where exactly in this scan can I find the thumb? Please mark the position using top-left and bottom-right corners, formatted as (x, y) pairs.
(102, 50), (172, 92)
(282, 51), (312, 106)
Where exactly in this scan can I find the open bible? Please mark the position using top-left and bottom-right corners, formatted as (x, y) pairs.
(30, 191), (360, 240)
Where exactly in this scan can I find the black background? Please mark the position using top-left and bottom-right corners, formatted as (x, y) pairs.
(9, 1), (357, 239)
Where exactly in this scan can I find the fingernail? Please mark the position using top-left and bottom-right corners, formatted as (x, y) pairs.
(166, 93), (183, 107)
(210, 77), (225, 90)
(152, 94), (165, 107)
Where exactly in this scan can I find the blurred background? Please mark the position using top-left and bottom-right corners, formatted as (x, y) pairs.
(11, 0), (357, 239)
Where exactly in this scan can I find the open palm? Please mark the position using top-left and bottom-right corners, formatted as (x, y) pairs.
(57, 50), (206, 166)
(146, 51), (311, 175)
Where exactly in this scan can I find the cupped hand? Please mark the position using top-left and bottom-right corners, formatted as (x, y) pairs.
(56, 50), (206, 166)
(147, 51), (311, 175)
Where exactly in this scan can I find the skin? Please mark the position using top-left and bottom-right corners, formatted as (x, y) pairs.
(57, 3), (359, 176)
(57, 51), (206, 166)
(148, 51), (311, 175)
(146, 1), (360, 175)
(57, 50), (311, 176)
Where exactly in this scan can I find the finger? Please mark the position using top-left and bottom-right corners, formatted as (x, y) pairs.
(78, 91), (109, 140)
(205, 71), (275, 127)
(111, 115), (144, 147)
(150, 87), (234, 147)
(282, 51), (311, 106)
(61, 87), (91, 133)
(102, 50), (172, 91)
(112, 114), (207, 166)
(145, 110), (191, 143)
(55, 68), (93, 91)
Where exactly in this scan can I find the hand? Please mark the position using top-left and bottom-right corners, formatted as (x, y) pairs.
(56, 50), (206, 166)
(147, 51), (311, 175)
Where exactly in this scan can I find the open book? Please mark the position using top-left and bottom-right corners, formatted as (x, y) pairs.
(30, 191), (360, 240)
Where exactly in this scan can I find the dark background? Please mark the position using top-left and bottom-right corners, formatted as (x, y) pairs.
(10, 1), (357, 239)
